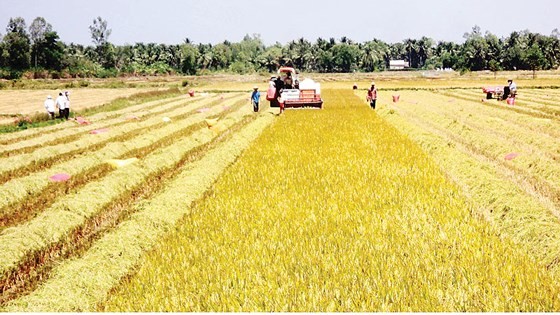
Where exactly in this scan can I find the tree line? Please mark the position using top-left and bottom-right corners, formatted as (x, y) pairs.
(0, 16), (559, 79)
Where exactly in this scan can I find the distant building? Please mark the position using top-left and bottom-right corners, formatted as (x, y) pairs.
(389, 60), (410, 70)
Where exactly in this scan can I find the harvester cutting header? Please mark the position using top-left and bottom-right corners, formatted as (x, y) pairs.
(266, 67), (323, 112)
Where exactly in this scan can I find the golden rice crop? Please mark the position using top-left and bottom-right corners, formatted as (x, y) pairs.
(372, 88), (560, 272)
(0, 94), (242, 181)
(0, 96), (253, 281)
(0, 93), (206, 148)
(2, 107), (275, 312)
(441, 89), (560, 120)
(369, 90), (560, 194)
(100, 89), (560, 312)
(0, 95), (246, 230)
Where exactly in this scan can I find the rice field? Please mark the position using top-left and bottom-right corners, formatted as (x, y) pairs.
(0, 89), (275, 311)
(0, 79), (559, 311)
(369, 87), (560, 268)
(97, 89), (560, 312)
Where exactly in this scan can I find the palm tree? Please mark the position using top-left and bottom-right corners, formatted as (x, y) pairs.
(404, 38), (418, 68)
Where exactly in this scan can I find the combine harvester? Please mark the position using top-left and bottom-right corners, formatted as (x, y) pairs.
(266, 66), (323, 112)
(482, 85), (512, 100)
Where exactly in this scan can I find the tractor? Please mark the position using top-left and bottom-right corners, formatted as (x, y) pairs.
(266, 67), (323, 111)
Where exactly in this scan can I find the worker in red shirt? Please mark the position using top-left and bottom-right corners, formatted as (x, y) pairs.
(367, 81), (378, 109)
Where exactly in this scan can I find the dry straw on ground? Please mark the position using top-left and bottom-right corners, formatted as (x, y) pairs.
(0, 88), (159, 117)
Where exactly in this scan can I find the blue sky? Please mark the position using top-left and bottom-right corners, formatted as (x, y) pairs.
(0, 0), (558, 45)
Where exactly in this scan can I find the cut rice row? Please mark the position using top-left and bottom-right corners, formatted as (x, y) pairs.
(0, 94), (244, 182)
(0, 92), (187, 145)
(2, 106), (275, 312)
(0, 101), (257, 295)
(0, 96), (249, 230)
(0, 94), (221, 154)
(377, 91), (560, 213)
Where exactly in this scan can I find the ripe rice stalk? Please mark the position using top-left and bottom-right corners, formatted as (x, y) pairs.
(0, 100), (254, 288)
(2, 109), (275, 312)
(0, 111), (261, 306)
(376, 92), (560, 272)
(435, 90), (558, 120)
(0, 95), (244, 215)
(0, 96), (249, 231)
(99, 90), (560, 311)
(0, 94), (243, 185)
(0, 88), (183, 144)
(373, 90), (560, 213)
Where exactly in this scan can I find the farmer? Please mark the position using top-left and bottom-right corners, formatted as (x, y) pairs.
(44, 95), (56, 119)
(284, 72), (293, 89)
(274, 76), (284, 93)
(251, 86), (260, 112)
(64, 91), (71, 120)
(367, 81), (378, 109)
(55, 92), (66, 119)
(273, 76), (285, 114)
(507, 79), (517, 98)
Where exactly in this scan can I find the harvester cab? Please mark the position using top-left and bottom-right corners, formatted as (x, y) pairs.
(266, 66), (323, 111)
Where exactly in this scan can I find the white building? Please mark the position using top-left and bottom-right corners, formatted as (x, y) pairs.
(389, 60), (410, 70)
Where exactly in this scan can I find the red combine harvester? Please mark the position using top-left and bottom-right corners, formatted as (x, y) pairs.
(266, 67), (323, 111)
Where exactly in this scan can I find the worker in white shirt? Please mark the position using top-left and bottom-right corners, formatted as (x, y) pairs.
(55, 92), (66, 119)
(63, 91), (71, 120)
(507, 79), (517, 98)
(44, 95), (56, 119)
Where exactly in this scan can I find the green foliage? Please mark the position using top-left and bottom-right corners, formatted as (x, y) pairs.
(229, 60), (253, 74)
(180, 43), (199, 74)
(488, 59), (501, 71)
(35, 31), (64, 70)
(0, 17), (559, 78)
(2, 31), (31, 71)
(330, 43), (361, 72)
(525, 44), (546, 72)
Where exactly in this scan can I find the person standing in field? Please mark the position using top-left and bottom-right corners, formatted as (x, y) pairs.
(63, 91), (71, 120)
(251, 86), (260, 112)
(508, 79), (517, 98)
(55, 92), (66, 119)
(44, 95), (56, 119)
(284, 72), (293, 89)
(273, 76), (285, 114)
(367, 81), (378, 109)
